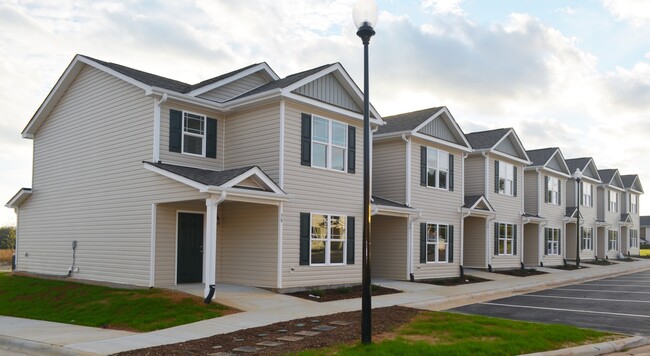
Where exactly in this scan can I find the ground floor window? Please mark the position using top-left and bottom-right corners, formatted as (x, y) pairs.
(310, 214), (346, 265)
(426, 223), (449, 263)
(497, 223), (516, 255)
(581, 227), (593, 251)
(545, 228), (561, 255)
(630, 229), (639, 249)
(608, 230), (618, 251)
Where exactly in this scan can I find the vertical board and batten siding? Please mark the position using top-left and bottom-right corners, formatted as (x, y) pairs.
(464, 155), (486, 196)
(197, 72), (269, 102)
(223, 104), (280, 181)
(418, 116), (460, 144)
(17, 65), (207, 286)
(217, 202), (278, 287)
(372, 139), (406, 203)
(371, 216), (408, 280)
(158, 102), (225, 170)
(293, 73), (361, 113)
(280, 102), (363, 289)
(523, 224), (539, 266)
(524, 171), (538, 215)
(495, 136), (520, 157)
(410, 137), (463, 279)
(463, 217), (487, 268)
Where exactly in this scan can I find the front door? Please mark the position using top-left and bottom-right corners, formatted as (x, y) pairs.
(177, 212), (204, 283)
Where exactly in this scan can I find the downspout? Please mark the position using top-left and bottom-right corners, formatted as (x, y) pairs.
(204, 191), (227, 303)
(401, 134), (411, 206)
(149, 204), (157, 287)
(460, 208), (471, 271)
(407, 211), (421, 280)
(153, 93), (168, 162)
(276, 100), (285, 290)
(482, 152), (490, 199)
(279, 99), (285, 188)
(276, 202), (284, 289)
(460, 153), (468, 270)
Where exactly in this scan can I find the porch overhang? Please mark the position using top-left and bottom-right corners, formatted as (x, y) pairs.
(595, 220), (610, 228)
(462, 195), (496, 218)
(522, 213), (546, 224)
(371, 195), (419, 217)
(5, 188), (32, 209)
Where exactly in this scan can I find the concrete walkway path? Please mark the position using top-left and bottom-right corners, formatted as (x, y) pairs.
(2, 260), (650, 355)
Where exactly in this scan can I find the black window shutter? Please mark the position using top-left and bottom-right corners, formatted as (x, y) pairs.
(544, 176), (549, 203)
(513, 166), (518, 197)
(590, 185), (594, 207)
(420, 146), (427, 186)
(558, 229), (562, 254)
(420, 223), (427, 263)
(448, 225), (454, 263)
(558, 179), (562, 205)
(513, 224), (518, 255)
(494, 160), (500, 193)
(449, 154), (455, 191)
(206, 117), (217, 158)
(347, 216), (355, 264)
(299, 213), (310, 265)
(301, 113), (312, 166)
(347, 126), (356, 174)
(608, 190), (611, 211)
(494, 222), (499, 255)
(169, 109), (182, 153)
(544, 228), (549, 255)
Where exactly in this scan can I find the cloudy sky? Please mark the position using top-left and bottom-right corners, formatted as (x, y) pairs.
(1, 0), (650, 225)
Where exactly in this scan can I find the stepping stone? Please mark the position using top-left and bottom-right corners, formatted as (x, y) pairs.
(208, 353), (234, 356)
(277, 336), (304, 342)
(330, 320), (353, 326)
(312, 325), (337, 331)
(212, 346), (222, 349)
(232, 346), (263, 353)
(277, 329), (288, 333)
(296, 323), (305, 327)
(256, 341), (284, 347)
(295, 330), (321, 336)
(233, 338), (245, 342)
(257, 333), (267, 337)
(311, 319), (320, 323)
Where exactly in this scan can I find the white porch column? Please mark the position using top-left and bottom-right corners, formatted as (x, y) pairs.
(204, 192), (226, 299)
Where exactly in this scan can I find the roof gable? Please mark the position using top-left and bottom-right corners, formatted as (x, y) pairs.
(621, 174), (644, 194)
(599, 169), (625, 190)
(566, 157), (601, 182)
(293, 72), (362, 113)
(526, 147), (570, 176)
(464, 195), (495, 212)
(467, 128), (530, 163)
(196, 70), (275, 103)
(188, 63), (278, 97)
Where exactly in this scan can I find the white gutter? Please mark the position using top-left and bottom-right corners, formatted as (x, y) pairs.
(460, 208), (471, 266)
(277, 202), (284, 289)
(402, 134), (411, 206)
(204, 186), (291, 202)
(482, 152), (490, 199)
(279, 99), (285, 188)
(149, 204), (157, 287)
(153, 93), (168, 162)
(147, 88), (226, 110)
(407, 211), (422, 279)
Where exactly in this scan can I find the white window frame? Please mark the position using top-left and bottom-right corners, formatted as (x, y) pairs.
(311, 116), (347, 172)
(581, 227), (593, 251)
(631, 195), (638, 214)
(498, 162), (515, 196)
(609, 191), (618, 213)
(608, 230), (618, 251)
(546, 228), (560, 255)
(581, 182), (592, 207)
(547, 177), (559, 205)
(309, 213), (347, 265)
(425, 223), (450, 263)
(498, 223), (514, 255)
(630, 229), (639, 249)
(181, 111), (206, 157)
(426, 148), (450, 190)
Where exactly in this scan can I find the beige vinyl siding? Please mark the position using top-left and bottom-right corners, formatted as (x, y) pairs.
(17, 65), (207, 287)
(371, 216), (408, 280)
(539, 174), (566, 227)
(280, 102), (363, 289)
(597, 187), (605, 220)
(372, 139), (406, 203)
(224, 104), (280, 182)
(464, 155), (485, 196)
(566, 178), (576, 207)
(621, 226), (629, 254)
(198, 73), (269, 102)
(410, 137), (462, 279)
(463, 217), (486, 268)
(158, 102), (225, 170)
(596, 227), (607, 258)
(216, 202), (278, 288)
(524, 170), (538, 215)
(523, 224), (539, 266)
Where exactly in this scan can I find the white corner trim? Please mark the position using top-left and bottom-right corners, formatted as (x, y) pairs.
(279, 99), (285, 189)
(149, 204), (157, 287)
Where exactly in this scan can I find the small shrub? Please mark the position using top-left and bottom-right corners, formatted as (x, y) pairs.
(309, 289), (325, 298)
(335, 286), (352, 294)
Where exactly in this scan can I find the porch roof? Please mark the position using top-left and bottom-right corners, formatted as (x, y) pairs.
(371, 195), (419, 216)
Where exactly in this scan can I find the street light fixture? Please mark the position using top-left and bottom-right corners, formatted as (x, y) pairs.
(573, 168), (583, 268)
(353, 0), (377, 345)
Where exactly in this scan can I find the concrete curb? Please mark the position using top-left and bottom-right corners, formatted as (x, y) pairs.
(522, 336), (650, 356)
(0, 334), (99, 356)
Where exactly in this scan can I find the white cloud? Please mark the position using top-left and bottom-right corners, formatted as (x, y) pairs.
(602, 0), (650, 26)
(555, 6), (577, 15)
(421, 0), (466, 16)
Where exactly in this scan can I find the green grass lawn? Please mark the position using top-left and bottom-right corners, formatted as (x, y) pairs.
(0, 274), (229, 332)
(300, 312), (614, 355)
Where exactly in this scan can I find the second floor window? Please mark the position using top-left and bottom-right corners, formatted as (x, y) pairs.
(545, 228), (561, 255)
(426, 148), (450, 189)
(312, 116), (347, 171)
(581, 182), (593, 207)
(581, 227), (593, 251)
(545, 176), (560, 205)
(497, 161), (516, 196)
(631, 195), (638, 214)
(608, 230), (618, 251)
(182, 112), (206, 156)
(609, 191), (618, 213)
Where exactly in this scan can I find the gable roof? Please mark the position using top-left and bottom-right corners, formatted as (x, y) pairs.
(5, 188), (32, 208)
(525, 147), (570, 176)
(375, 106), (471, 151)
(463, 195), (496, 213)
(231, 64), (332, 100)
(466, 128), (531, 164)
(565, 157), (602, 183)
(598, 169), (625, 190)
(621, 174), (645, 194)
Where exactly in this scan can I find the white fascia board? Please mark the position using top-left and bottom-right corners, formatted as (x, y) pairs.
(5, 188), (32, 208)
(283, 93), (384, 125)
(205, 186), (291, 203)
(491, 129), (531, 163)
(490, 150), (532, 165)
(222, 89), (282, 111)
(148, 88), (226, 111)
(373, 131), (412, 140)
(411, 107), (472, 150)
(143, 163), (206, 191)
(540, 167), (572, 179)
(411, 132), (473, 153)
(374, 205), (420, 217)
(464, 208), (496, 218)
(628, 188), (643, 195)
(469, 196), (496, 212)
(221, 166), (286, 195)
(187, 63), (279, 97)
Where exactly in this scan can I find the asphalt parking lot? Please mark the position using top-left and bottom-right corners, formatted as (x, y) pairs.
(451, 270), (650, 335)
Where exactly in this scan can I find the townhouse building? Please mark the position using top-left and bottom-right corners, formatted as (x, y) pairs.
(597, 169), (626, 259)
(621, 174), (644, 255)
(565, 158), (602, 262)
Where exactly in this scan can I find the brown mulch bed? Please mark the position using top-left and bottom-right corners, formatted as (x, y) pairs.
(115, 306), (421, 356)
(417, 274), (490, 286)
(494, 268), (547, 277)
(584, 259), (617, 266)
(549, 264), (588, 270)
(287, 284), (401, 302)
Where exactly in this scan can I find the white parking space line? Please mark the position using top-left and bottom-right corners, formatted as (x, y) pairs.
(520, 294), (650, 303)
(481, 302), (650, 319)
(553, 288), (650, 294)
(574, 283), (650, 287)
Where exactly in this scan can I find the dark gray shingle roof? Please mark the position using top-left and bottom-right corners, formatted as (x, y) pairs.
(463, 195), (494, 211)
(465, 128), (510, 150)
(526, 147), (558, 167)
(372, 195), (411, 209)
(621, 174), (638, 188)
(566, 207), (578, 218)
(565, 157), (591, 174)
(598, 169), (617, 184)
(376, 107), (444, 134)
(145, 162), (256, 186)
(621, 213), (631, 223)
(641, 216), (650, 226)
(230, 63), (333, 100)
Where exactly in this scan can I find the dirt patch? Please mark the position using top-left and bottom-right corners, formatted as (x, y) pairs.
(494, 268), (547, 277)
(0, 250), (12, 263)
(417, 275), (490, 286)
(115, 306), (421, 356)
(549, 264), (588, 271)
(584, 259), (617, 266)
(287, 284), (401, 302)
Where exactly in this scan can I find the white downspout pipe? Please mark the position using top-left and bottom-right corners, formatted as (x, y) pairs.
(204, 191), (227, 300)
(401, 134), (411, 206)
(460, 208), (471, 266)
(153, 93), (168, 162)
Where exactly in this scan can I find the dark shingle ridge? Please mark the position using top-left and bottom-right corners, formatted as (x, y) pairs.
(144, 161), (255, 186)
(621, 174), (638, 188)
(465, 128), (511, 150)
(189, 63), (265, 92)
(598, 169), (618, 184)
(376, 107), (444, 134)
(526, 147), (558, 166)
(565, 157), (592, 174)
(372, 195), (411, 209)
(640, 216), (650, 226)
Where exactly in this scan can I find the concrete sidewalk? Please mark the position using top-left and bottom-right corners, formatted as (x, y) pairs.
(3, 260), (650, 355)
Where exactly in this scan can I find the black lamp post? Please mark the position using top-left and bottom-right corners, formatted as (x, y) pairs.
(353, 0), (377, 345)
(574, 168), (583, 268)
